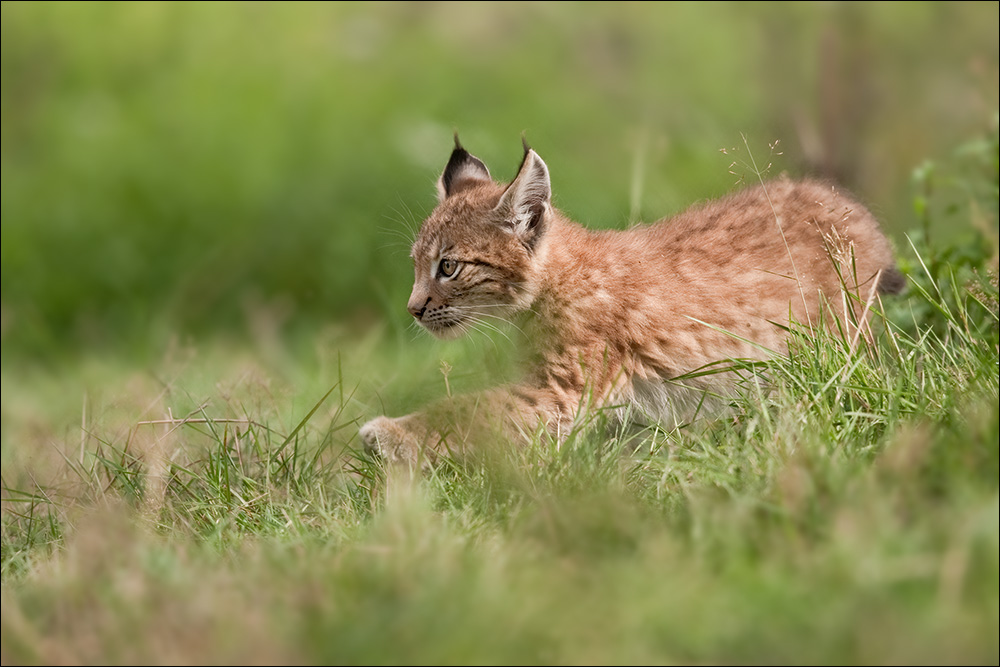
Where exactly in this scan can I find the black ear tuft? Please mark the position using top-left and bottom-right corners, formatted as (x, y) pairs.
(438, 139), (491, 201)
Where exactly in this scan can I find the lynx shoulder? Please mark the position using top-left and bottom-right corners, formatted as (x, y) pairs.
(360, 137), (903, 467)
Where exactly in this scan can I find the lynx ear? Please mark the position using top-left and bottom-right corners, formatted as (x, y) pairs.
(494, 146), (551, 250)
(436, 135), (491, 202)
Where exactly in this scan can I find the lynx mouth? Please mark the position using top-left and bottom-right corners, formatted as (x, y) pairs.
(421, 316), (468, 339)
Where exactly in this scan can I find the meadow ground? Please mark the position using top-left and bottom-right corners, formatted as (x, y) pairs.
(2, 3), (997, 664)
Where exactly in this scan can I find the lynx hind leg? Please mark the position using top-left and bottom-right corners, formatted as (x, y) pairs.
(359, 415), (426, 468)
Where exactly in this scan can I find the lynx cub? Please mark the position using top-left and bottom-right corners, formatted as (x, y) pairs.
(360, 138), (903, 466)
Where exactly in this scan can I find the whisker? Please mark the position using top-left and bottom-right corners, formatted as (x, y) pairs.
(466, 317), (513, 344)
(449, 304), (527, 341)
(465, 321), (506, 353)
(386, 195), (422, 242)
(376, 225), (417, 252)
(407, 319), (431, 343)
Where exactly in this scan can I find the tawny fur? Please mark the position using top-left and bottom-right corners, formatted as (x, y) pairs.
(360, 139), (903, 467)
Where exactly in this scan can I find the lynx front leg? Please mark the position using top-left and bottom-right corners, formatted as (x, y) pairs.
(359, 414), (432, 468)
(359, 384), (577, 468)
(359, 403), (482, 469)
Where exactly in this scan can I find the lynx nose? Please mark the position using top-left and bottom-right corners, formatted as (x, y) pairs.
(408, 296), (430, 320)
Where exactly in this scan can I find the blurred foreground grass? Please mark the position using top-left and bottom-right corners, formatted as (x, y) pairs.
(2, 3), (999, 664)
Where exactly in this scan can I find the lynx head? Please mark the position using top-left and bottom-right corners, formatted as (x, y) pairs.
(406, 136), (552, 338)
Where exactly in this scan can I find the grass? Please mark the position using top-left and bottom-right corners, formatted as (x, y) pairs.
(1, 4), (997, 657)
(2, 162), (998, 664)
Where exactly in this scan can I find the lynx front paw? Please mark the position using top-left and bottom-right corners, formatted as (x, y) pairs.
(359, 416), (424, 467)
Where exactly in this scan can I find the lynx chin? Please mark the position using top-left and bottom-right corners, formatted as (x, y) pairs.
(360, 137), (904, 467)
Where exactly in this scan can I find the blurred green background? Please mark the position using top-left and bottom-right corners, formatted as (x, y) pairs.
(2, 1), (997, 362)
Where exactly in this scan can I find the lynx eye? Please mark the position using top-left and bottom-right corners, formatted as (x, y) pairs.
(438, 258), (459, 278)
